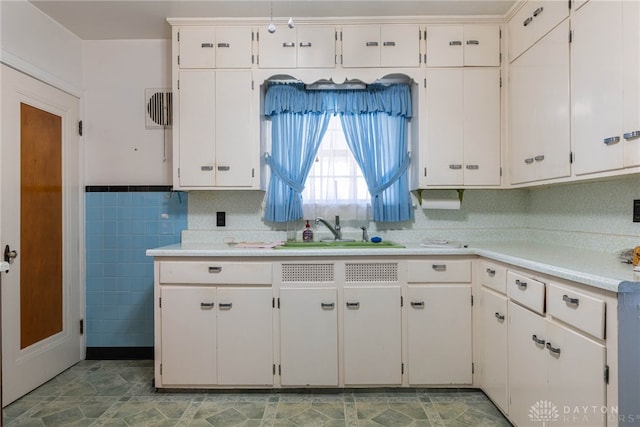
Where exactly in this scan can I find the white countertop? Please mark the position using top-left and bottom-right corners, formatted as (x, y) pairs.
(146, 241), (640, 293)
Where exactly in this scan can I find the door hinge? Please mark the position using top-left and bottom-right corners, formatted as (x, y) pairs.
(604, 365), (609, 384)
(251, 80), (255, 90)
(472, 363), (475, 374)
(500, 167), (503, 177)
(424, 78), (427, 88)
(252, 54), (255, 64)
(78, 120), (83, 136)
(273, 364), (276, 375)
(499, 28), (502, 39)
(569, 30), (573, 43)
(272, 297), (275, 308)
(401, 363), (405, 374)
(335, 30), (338, 41)
(471, 295), (474, 306)
(568, 0), (572, 9)
(177, 80), (180, 90)
(177, 168), (180, 178)
(499, 52), (502, 64)
(400, 296), (404, 307)
(79, 319), (84, 335)
(499, 77), (503, 88)
(252, 168), (255, 178)
(278, 364), (282, 376)
(177, 55), (180, 66)
(177, 32), (180, 42)
(252, 31), (255, 42)
(160, 363), (163, 375)
(570, 152), (574, 164)
(159, 297), (162, 308)
(340, 31), (343, 41)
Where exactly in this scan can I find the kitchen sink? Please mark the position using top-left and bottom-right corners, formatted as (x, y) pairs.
(275, 241), (405, 249)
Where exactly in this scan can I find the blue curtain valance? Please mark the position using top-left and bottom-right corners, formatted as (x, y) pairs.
(264, 83), (412, 118)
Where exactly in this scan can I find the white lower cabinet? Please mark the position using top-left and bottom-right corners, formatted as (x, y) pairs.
(407, 285), (472, 385)
(343, 286), (402, 385)
(279, 287), (338, 386)
(479, 287), (508, 413)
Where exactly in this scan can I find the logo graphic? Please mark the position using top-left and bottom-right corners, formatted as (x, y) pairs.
(529, 400), (560, 425)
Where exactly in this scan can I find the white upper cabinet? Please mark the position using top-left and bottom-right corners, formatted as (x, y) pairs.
(341, 24), (420, 68)
(508, 0), (569, 63)
(622, 0), (640, 167)
(426, 24), (500, 67)
(179, 26), (253, 69)
(258, 25), (336, 68)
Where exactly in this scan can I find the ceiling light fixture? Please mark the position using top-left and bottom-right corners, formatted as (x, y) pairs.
(267, 1), (276, 33)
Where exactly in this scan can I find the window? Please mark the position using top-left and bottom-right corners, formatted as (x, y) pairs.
(302, 115), (371, 220)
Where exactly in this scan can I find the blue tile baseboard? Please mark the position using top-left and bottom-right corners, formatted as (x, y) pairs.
(86, 346), (154, 360)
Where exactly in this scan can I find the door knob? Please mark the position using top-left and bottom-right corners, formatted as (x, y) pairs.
(4, 245), (17, 263)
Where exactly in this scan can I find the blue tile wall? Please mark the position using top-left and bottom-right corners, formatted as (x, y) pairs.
(85, 190), (187, 347)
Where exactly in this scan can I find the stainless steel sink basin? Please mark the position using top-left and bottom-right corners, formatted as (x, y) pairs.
(275, 241), (405, 249)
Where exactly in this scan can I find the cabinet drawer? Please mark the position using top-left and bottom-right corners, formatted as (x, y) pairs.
(547, 284), (605, 339)
(506, 271), (545, 314)
(407, 260), (472, 283)
(160, 261), (272, 285)
(480, 261), (507, 294)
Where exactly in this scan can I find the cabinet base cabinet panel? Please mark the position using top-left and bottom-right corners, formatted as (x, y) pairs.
(479, 288), (508, 412)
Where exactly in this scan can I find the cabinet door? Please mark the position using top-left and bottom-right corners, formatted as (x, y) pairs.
(546, 322), (606, 427)
(297, 26), (336, 68)
(463, 68), (501, 185)
(160, 286), (217, 386)
(280, 288), (338, 386)
(215, 26), (253, 69)
(407, 285), (472, 385)
(425, 68), (464, 185)
(258, 26), (297, 68)
(508, 301), (548, 427)
(341, 26), (381, 68)
(178, 70), (216, 187)
(216, 287), (273, 385)
(622, 0), (640, 167)
(572, 0), (623, 175)
(380, 25), (420, 67)
(426, 25), (464, 67)
(479, 288), (508, 413)
(463, 25), (500, 66)
(215, 70), (254, 187)
(179, 27), (216, 68)
(343, 286), (402, 385)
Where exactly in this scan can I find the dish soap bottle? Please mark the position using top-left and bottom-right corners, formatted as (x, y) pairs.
(302, 220), (314, 242)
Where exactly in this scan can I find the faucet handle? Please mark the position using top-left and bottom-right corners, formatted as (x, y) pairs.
(360, 226), (369, 242)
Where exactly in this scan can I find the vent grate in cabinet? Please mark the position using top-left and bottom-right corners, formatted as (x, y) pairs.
(345, 263), (398, 283)
(281, 263), (334, 283)
(145, 88), (172, 129)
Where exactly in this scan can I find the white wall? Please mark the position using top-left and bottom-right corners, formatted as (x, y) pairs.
(0, 0), (83, 95)
(83, 40), (172, 185)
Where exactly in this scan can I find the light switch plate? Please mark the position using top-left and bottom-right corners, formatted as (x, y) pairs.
(216, 211), (226, 227)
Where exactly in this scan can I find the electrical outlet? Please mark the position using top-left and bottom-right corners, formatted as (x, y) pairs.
(634, 200), (640, 223)
(216, 211), (226, 227)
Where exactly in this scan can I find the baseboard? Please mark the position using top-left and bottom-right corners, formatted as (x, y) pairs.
(85, 347), (153, 360)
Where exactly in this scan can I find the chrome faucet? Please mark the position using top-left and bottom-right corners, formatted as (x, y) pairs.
(315, 216), (342, 240)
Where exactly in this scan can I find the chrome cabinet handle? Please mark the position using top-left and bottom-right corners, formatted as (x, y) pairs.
(383, 41), (396, 46)
(201, 43), (214, 48)
(532, 334), (546, 345)
(282, 42), (295, 47)
(515, 279), (527, 289)
(201, 165), (214, 171)
(495, 312), (505, 321)
(534, 155), (545, 162)
(217, 166), (230, 171)
(486, 268), (496, 277)
(466, 40), (479, 45)
(466, 164), (479, 170)
(624, 130), (640, 140)
(217, 43), (230, 48)
(604, 136), (620, 145)
(346, 302), (360, 309)
(449, 40), (462, 46)
(208, 266), (222, 273)
(218, 302), (233, 310)
(523, 17), (533, 27)
(562, 294), (580, 306)
(449, 164), (463, 170)
(533, 6), (544, 17)
(432, 264), (447, 272)
(201, 302), (215, 309)
(299, 42), (312, 47)
(411, 301), (425, 308)
(321, 302), (335, 310)
(524, 158), (534, 164)
(366, 41), (379, 47)
(546, 342), (561, 355)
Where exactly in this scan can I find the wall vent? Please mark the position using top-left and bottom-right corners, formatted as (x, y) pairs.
(281, 263), (334, 283)
(145, 88), (172, 129)
(345, 262), (398, 283)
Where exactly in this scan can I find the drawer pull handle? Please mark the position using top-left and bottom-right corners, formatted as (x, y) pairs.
(562, 294), (580, 306)
(466, 164), (479, 170)
(201, 165), (214, 171)
(201, 302), (215, 309)
(218, 302), (233, 310)
(524, 158), (534, 164)
(208, 266), (222, 273)
(533, 6), (544, 17)
(466, 40), (479, 45)
(201, 43), (214, 48)
(299, 42), (312, 47)
(624, 131), (640, 140)
(411, 301), (425, 308)
(604, 136), (620, 145)
(282, 42), (295, 47)
(217, 43), (230, 48)
(217, 166), (230, 171)
(366, 41), (379, 47)
(546, 342), (561, 355)
(432, 264), (447, 272)
(321, 302), (335, 310)
(449, 40), (462, 46)
(523, 17), (533, 27)
(534, 155), (545, 162)
(495, 312), (505, 321)
(515, 279), (527, 289)
(346, 301), (360, 309)
(486, 268), (496, 277)
(532, 334), (545, 345)
(449, 164), (463, 170)
(383, 41), (396, 47)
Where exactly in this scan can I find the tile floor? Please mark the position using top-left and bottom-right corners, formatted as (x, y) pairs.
(3, 360), (513, 426)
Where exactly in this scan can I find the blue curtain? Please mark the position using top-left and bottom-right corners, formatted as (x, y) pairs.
(264, 83), (413, 223)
